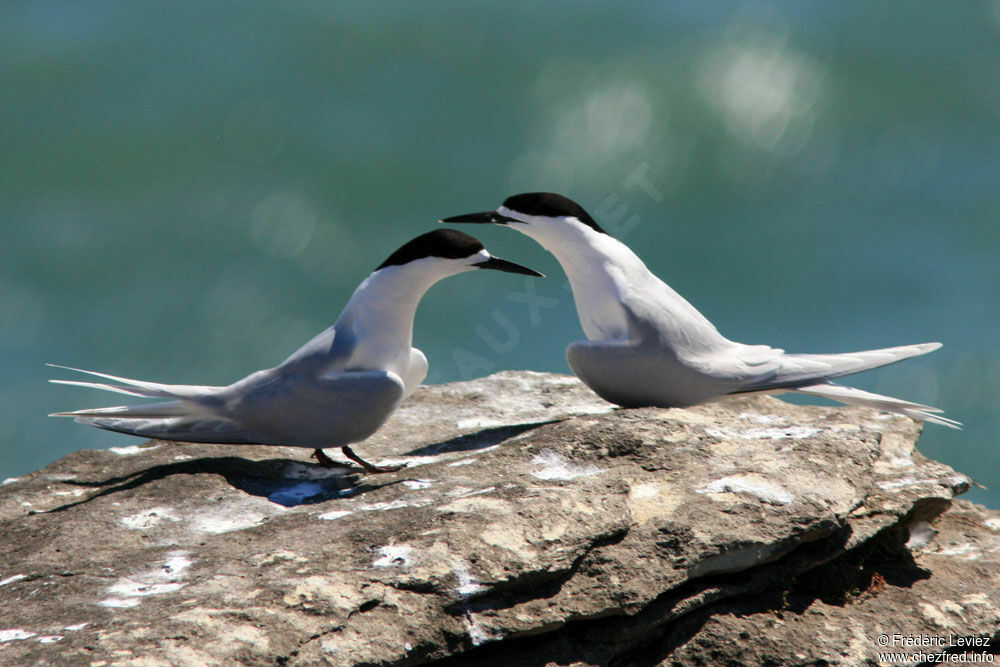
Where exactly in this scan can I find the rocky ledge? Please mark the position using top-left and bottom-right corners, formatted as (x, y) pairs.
(1, 371), (997, 666)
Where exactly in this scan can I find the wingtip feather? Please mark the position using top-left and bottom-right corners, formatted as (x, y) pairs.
(918, 413), (962, 429)
(47, 363), (84, 372)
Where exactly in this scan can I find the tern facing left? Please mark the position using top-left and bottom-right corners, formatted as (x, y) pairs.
(444, 193), (960, 428)
(50, 229), (543, 473)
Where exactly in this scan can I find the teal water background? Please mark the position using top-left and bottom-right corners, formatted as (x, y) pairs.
(3, 2), (998, 507)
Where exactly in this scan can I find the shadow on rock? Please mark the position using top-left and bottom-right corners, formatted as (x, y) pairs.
(615, 523), (933, 666)
(36, 456), (401, 512)
(34, 422), (556, 514)
(405, 421), (553, 456)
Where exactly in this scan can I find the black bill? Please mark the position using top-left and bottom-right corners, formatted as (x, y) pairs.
(474, 256), (544, 277)
(440, 211), (519, 224)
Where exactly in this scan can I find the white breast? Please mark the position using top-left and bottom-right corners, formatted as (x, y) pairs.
(554, 233), (645, 341)
(565, 260), (631, 340)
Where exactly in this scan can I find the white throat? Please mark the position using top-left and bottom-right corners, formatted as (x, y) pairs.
(503, 213), (643, 341)
(501, 209), (724, 348)
(335, 259), (460, 374)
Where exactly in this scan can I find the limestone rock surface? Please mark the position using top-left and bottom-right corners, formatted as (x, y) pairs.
(0, 371), (995, 666)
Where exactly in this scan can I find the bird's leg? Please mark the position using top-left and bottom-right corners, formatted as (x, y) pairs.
(341, 445), (405, 474)
(312, 448), (349, 468)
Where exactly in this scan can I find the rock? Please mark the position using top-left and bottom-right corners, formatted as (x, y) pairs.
(659, 499), (1000, 667)
(0, 370), (994, 666)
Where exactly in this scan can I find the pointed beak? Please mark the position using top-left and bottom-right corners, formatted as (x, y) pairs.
(474, 256), (544, 277)
(440, 211), (518, 225)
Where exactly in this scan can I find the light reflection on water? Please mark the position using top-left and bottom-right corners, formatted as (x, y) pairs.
(2, 2), (998, 507)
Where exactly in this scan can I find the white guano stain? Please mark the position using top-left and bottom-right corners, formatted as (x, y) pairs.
(696, 475), (794, 505)
(456, 418), (507, 430)
(108, 444), (161, 456)
(64, 623), (88, 631)
(369, 454), (446, 468)
(0, 575), (27, 587)
(530, 449), (603, 481)
(187, 502), (283, 534)
(188, 512), (269, 535)
(401, 479), (433, 490)
(99, 551), (192, 608)
(99, 597), (141, 609)
(905, 521), (937, 550)
(0, 629), (36, 643)
(705, 426), (821, 440)
(446, 486), (496, 499)
(51, 489), (85, 497)
(36, 635), (63, 644)
(1, 477), (22, 486)
(119, 503), (279, 535)
(451, 558), (487, 598)
(462, 615), (499, 647)
(876, 477), (941, 491)
(630, 483), (659, 500)
(357, 497), (433, 511)
(962, 593), (991, 606)
(882, 452), (915, 469)
(737, 413), (785, 424)
(877, 433), (915, 470)
(120, 507), (181, 530)
(919, 601), (962, 629)
(933, 543), (979, 559)
(372, 545), (413, 569)
(946, 475), (971, 491)
(317, 510), (352, 521)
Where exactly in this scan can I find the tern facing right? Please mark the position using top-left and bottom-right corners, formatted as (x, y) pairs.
(50, 229), (544, 472)
(444, 193), (960, 428)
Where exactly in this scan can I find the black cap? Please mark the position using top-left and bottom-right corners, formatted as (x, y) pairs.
(376, 229), (543, 277)
(377, 229), (488, 270)
(501, 193), (607, 234)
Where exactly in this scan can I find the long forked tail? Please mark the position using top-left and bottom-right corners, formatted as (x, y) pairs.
(47, 364), (220, 401)
(793, 382), (962, 429)
(731, 342), (959, 428)
(765, 342), (943, 390)
(47, 364), (254, 444)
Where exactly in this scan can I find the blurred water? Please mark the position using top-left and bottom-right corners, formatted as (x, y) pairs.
(2, 2), (998, 506)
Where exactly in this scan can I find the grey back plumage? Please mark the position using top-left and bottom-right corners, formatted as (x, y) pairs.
(53, 324), (408, 448)
(450, 192), (960, 428)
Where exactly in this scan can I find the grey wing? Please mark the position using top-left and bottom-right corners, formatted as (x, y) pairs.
(567, 338), (748, 408)
(68, 413), (269, 444)
(277, 324), (357, 374)
(732, 342), (943, 393)
(60, 369), (406, 447)
(622, 284), (946, 395)
(225, 369), (406, 447)
(569, 299), (781, 407)
(622, 290), (784, 379)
